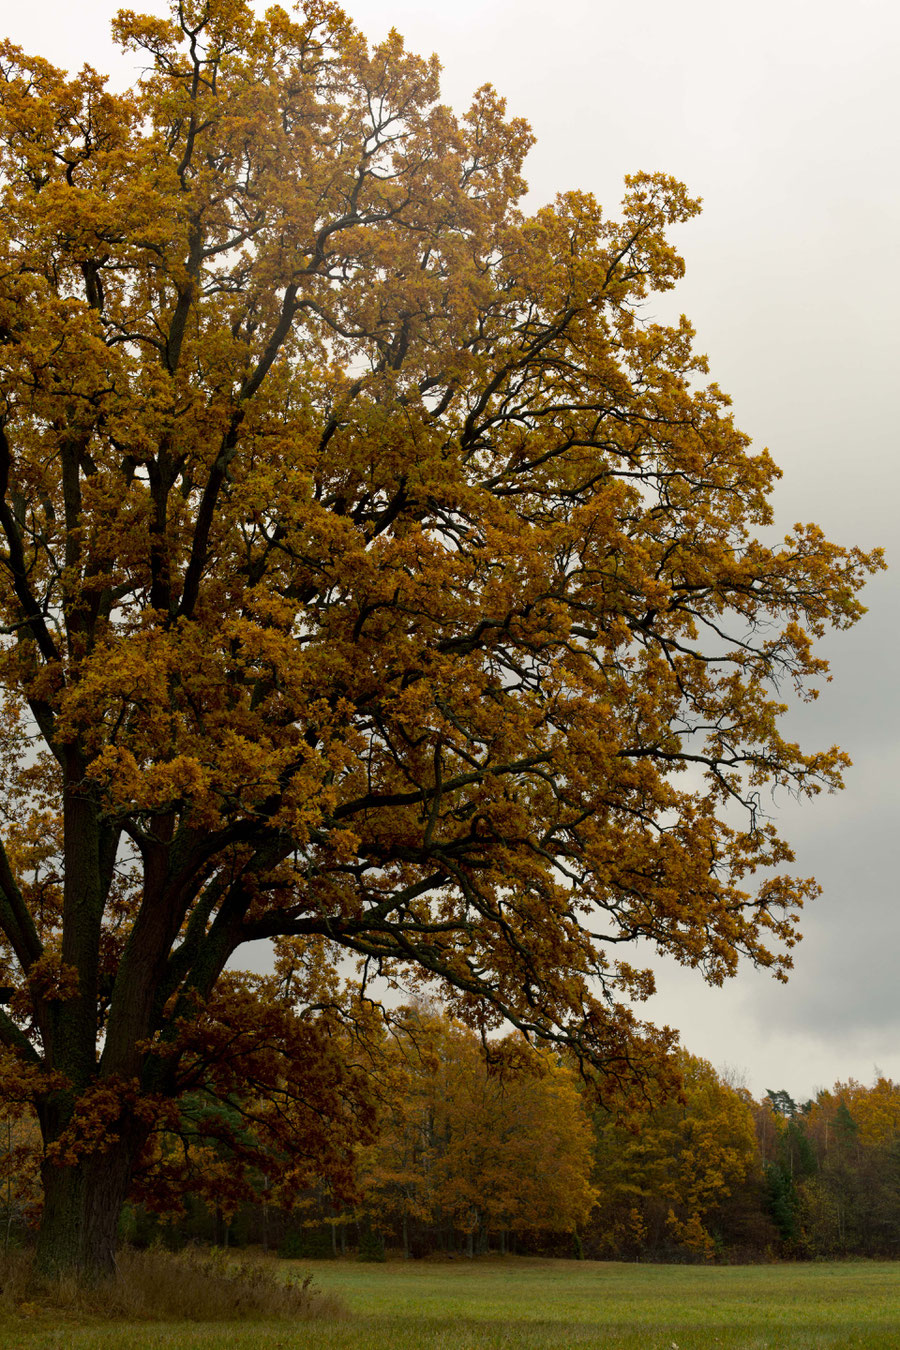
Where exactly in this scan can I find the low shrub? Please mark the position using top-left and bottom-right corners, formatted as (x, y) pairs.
(0, 1243), (346, 1322)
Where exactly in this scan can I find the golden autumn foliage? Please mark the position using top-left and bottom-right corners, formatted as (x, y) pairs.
(356, 1006), (596, 1252)
(802, 1079), (900, 1154)
(0, 0), (882, 1276)
(589, 1052), (759, 1258)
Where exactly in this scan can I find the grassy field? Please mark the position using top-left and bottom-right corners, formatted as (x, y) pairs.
(2, 1256), (900, 1349)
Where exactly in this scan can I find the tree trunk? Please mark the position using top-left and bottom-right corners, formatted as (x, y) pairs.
(35, 1139), (134, 1281)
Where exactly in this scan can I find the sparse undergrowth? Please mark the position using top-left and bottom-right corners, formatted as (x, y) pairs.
(0, 1244), (344, 1322)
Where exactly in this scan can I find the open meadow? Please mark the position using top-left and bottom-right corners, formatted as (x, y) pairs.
(2, 1257), (900, 1350)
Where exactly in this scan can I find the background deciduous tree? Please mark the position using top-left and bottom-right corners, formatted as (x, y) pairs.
(0, 0), (881, 1278)
(587, 1051), (760, 1259)
(357, 1006), (596, 1255)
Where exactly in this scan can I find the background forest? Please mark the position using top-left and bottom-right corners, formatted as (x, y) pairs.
(4, 1005), (896, 1265)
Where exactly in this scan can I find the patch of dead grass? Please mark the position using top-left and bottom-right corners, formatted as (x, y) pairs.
(0, 1244), (346, 1322)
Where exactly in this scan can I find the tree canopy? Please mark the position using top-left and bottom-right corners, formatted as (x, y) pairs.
(0, 0), (882, 1276)
(356, 1003), (597, 1255)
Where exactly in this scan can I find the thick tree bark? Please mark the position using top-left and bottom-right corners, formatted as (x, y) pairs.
(28, 767), (139, 1283)
(34, 1136), (137, 1281)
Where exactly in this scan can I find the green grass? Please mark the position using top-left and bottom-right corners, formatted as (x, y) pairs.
(3, 1256), (900, 1348)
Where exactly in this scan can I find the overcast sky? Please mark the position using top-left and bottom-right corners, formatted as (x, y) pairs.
(5, 0), (899, 1102)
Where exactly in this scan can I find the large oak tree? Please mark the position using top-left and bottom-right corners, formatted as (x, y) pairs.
(0, 0), (881, 1277)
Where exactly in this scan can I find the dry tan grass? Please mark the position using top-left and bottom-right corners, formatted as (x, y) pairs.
(0, 1243), (346, 1322)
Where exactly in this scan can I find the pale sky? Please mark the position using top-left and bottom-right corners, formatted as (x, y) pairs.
(4, 0), (899, 1103)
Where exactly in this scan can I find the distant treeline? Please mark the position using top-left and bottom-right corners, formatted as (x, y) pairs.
(5, 1007), (899, 1262)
